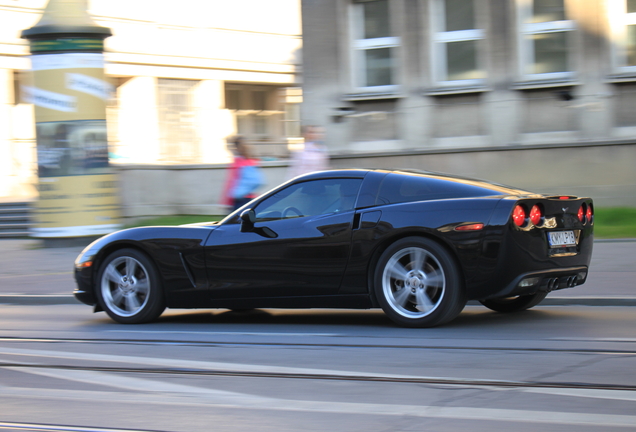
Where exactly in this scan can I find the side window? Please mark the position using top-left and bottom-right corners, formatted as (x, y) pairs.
(376, 174), (435, 205)
(255, 179), (362, 221)
(376, 173), (503, 204)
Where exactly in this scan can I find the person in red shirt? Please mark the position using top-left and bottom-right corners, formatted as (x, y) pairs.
(221, 136), (265, 212)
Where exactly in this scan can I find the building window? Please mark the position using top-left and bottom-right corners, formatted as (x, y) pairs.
(351, 0), (400, 91)
(225, 84), (276, 140)
(518, 0), (575, 80)
(628, 0), (636, 66)
(610, 0), (636, 72)
(283, 103), (301, 138)
(226, 89), (241, 110)
(12, 70), (22, 105)
(224, 84), (302, 158)
(280, 87), (302, 140)
(157, 79), (199, 162)
(432, 0), (485, 85)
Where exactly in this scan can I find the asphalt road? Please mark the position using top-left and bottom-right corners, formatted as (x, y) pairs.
(0, 303), (635, 431)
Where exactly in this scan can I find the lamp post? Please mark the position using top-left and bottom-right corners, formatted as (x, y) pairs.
(21, 0), (120, 246)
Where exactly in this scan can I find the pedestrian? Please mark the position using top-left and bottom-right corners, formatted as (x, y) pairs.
(221, 136), (265, 212)
(286, 125), (329, 180)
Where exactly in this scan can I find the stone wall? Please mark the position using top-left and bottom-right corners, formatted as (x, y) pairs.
(115, 142), (636, 222)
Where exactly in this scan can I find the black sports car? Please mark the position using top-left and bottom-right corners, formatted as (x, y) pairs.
(74, 169), (594, 327)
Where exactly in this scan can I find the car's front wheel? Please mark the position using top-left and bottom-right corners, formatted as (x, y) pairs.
(479, 292), (547, 313)
(374, 237), (466, 328)
(96, 248), (165, 324)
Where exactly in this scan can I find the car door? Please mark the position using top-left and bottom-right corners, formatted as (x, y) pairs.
(204, 178), (363, 299)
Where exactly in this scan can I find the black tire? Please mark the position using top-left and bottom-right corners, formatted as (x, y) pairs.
(479, 292), (547, 313)
(374, 237), (466, 328)
(96, 248), (166, 324)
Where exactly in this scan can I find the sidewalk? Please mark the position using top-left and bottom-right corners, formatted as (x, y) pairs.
(0, 238), (634, 306)
(0, 239), (84, 305)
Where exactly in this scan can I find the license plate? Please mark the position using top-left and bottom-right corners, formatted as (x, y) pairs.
(548, 231), (577, 248)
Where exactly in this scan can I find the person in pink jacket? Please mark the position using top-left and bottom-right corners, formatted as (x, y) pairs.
(221, 136), (264, 211)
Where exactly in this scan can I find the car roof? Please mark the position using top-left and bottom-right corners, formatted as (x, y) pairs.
(294, 168), (530, 196)
(290, 169), (371, 181)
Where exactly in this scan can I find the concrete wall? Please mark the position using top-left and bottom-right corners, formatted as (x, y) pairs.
(115, 142), (636, 222)
(115, 162), (290, 220)
(330, 142), (636, 208)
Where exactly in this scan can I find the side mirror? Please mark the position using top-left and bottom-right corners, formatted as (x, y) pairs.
(240, 209), (255, 232)
(239, 209), (278, 238)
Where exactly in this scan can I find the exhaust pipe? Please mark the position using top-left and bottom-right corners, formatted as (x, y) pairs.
(546, 278), (558, 291)
(545, 276), (577, 292)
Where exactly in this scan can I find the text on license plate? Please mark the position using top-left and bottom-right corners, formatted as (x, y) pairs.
(548, 230), (577, 248)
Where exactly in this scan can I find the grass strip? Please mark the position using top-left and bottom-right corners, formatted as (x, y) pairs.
(593, 207), (636, 239)
(125, 215), (223, 228)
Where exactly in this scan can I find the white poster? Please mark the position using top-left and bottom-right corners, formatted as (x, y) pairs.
(22, 86), (77, 112)
(66, 73), (113, 100)
(31, 53), (104, 71)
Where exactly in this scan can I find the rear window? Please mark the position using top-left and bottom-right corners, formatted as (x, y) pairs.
(376, 173), (505, 205)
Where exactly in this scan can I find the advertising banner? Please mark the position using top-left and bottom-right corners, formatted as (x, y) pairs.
(27, 52), (120, 238)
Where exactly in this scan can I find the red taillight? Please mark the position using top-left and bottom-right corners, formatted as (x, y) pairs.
(529, 205), (543, 226)
(586, 203), (594, 224)
(512, 205), (526, 227)
(578, 204), (586, 223)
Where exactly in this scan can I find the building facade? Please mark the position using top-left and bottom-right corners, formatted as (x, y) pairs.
(300, 0), (636, 207)
(302, 0), (636, 152)
(0, 0), (302, 199)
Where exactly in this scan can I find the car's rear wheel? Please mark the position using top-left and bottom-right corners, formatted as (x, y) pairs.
(96, 248), (165, 324)
(374, 237), (466, 328)
(479, 292), (547, 313)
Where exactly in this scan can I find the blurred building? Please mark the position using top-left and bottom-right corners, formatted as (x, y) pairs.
(0, 0), (302, 199)
(301, 0), (636, 205)
(302, 0), (636, 151)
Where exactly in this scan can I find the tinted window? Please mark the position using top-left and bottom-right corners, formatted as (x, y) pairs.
(255, 178), (362, 221)
(376, 173), (505, 205)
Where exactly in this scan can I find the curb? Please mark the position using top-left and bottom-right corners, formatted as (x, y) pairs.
(539, 297), (636, 306)
(468, 297), (636, 307)
(2, 295), (636, 307)
(0, 295), (81, 306)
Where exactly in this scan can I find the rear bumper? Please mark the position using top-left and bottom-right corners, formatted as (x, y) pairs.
(483, 266), (589, 300)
